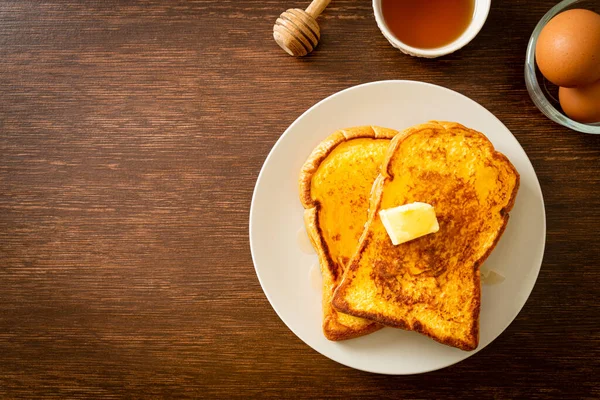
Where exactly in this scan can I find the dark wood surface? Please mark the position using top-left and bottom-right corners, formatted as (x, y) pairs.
(1, 1), (598, 398)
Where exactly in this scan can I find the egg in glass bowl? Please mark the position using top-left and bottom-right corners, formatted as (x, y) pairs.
(525, 0), (600, 134)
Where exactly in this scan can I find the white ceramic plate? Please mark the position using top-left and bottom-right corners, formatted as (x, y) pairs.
(249, 80), (546, 375)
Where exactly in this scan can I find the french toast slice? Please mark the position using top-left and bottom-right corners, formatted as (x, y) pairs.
(299, 126), (398, 341)
(332, 121), (520, 350)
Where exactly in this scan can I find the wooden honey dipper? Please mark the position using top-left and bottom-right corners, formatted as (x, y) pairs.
(273, 0), (332, 56)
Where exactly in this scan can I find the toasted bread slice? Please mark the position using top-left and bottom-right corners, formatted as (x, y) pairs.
(299, 126), (398, 341)
(332, 121), (519, 350)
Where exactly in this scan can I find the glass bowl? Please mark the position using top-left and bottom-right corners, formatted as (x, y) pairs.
(525, 0), (600, 134)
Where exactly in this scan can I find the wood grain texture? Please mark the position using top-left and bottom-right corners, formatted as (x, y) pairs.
(0, 0), (598, 398)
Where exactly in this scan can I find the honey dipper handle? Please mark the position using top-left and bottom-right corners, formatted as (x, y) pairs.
(305, 0), (331, 19)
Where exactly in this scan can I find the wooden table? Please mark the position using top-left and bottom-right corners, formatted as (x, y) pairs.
(1, 1), (598, 398)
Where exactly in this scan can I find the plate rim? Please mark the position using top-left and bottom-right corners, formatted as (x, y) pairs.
(249, 80), (546, 375)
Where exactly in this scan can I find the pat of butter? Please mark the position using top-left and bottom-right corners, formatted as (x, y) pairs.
(379, 202), (439, 245)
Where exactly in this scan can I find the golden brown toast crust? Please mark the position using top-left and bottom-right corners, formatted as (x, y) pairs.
(332, 121), (520, 350)
(299, 126), (398, 341)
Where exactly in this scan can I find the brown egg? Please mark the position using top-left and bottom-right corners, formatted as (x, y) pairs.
(559, 80), (600, 123)
(536, 9), (600, 87)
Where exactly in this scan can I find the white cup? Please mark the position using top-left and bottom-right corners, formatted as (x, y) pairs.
(372, 0), (491, 58)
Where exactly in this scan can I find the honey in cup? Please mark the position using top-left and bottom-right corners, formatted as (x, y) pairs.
(381, 0), (475, 49)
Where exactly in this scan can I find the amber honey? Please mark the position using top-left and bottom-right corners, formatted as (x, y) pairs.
(381, 0), (475, 49)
